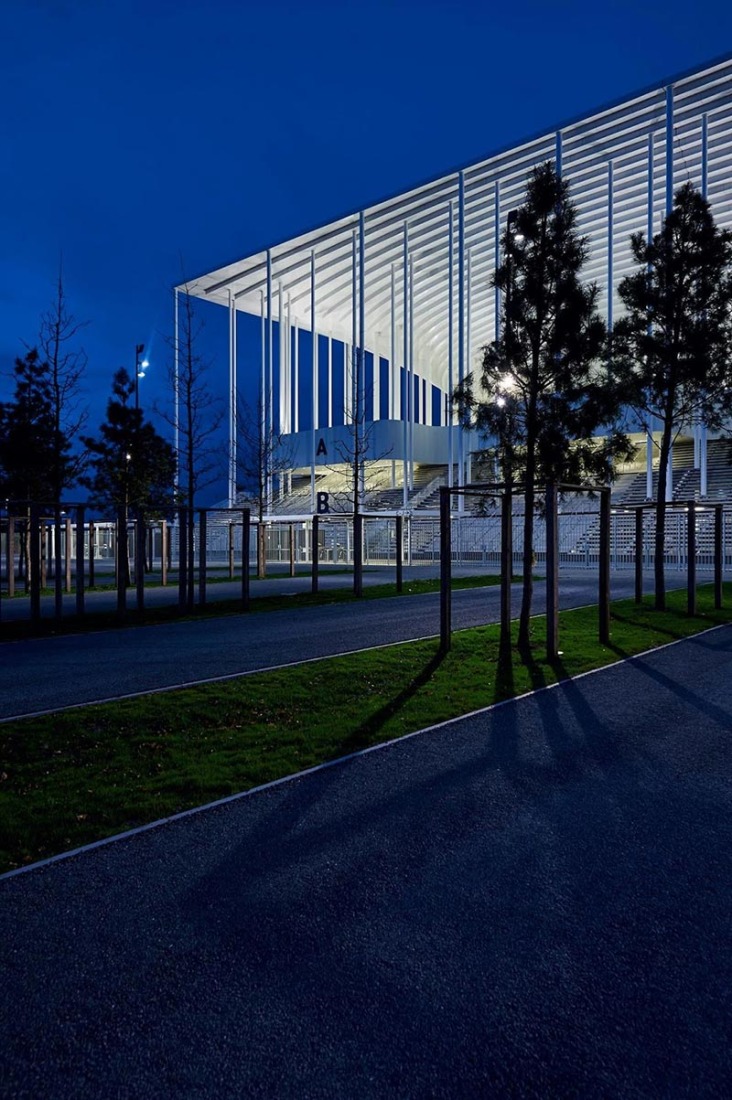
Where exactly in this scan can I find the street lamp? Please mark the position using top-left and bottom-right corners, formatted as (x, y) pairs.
(135, 343), (149, 411)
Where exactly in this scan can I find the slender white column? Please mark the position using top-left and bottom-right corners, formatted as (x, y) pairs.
(660, 91), (673, 503)
(352, 230), (358, 431)
(466, 244), (472, 441)
(327, 337), (333, 428)
(293, 322), (299, 433)
(409, 252), (414, 490)
(229, 291), (237, 506)
(260, 289), (266, 460)
(344, 345), (350, 423)
(311, 250), (317, 512)
(494, 182), (501, 342)
(266, 250), (273, 509)
(646, 133), (654, 500)
(228, 289), (234, 507)
(665, 86), (675, 503)
(458, 170), (465, 510)
(390, 264), (397, 420)
(278, 283), (284, 436)
(701, 111), (709, 496)
(357, 212), (366, 500)
(448, 200), (454, 488)
(285, 293), (291, 435)
(402, 224), (409, 509)
(607, 161), (614, 334)
(665, 85), (674, 214)
(173, 287), (179, 495)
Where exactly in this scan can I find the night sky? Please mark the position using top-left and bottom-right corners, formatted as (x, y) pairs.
(2, 0), (732, 502)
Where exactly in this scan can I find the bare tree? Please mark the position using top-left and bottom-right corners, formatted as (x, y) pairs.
(237, 390), (292, 577)
(159, 283), (225, 598)
(36, 264), (89, 501)
(331, 346), (391, 597)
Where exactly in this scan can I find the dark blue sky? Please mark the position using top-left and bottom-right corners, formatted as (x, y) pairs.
(2, 0), (732, 501)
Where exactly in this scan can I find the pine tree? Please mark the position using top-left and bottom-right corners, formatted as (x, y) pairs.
(0, 349), (64, 503)
(83, 369), (175, 519)
(613, 182), (732, 610)
(456, 162), (630, 649)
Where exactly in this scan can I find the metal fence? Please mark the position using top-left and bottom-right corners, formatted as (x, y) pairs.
(1, 502), (730, 628)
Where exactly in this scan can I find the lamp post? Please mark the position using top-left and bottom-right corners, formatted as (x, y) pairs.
(135, 343), (149, 411)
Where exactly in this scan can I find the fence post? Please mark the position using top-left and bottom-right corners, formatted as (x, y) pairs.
(178, 508), (188, 613)
(161, 520), (168, 586)
(395, 515), (403, 593)
(7, 516), (14, 599)
(54, 506), (63, 619)
(353, 513), (363, 598)
(545, 482), (559, 660)
(134, 515), (145, 612)
(634, 507), (643, 604)
(439, 487), (451, 653)
(29, 505), (41, 625)
(229, 522), (235, 580)
(198, 509), (207, 607)
(289, 523), (296, 578)
(88, 521), (95, 588)
(187, 511), (195, 611)
(65, 516), (72, 593)
(311, 516), (319, 594)
(687, 500), (697, 616)
(75, 505), (85, 617)
(599, 488), (611, 645)
(241, 509), (251, 611)
(116, 507), (127, 619)
(500, 484), (513, 650)
(715, 505), (723, 610)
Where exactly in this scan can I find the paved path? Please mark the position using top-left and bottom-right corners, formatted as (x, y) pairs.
(1, 627), (730, 1097)
(0, 570), (668, 720)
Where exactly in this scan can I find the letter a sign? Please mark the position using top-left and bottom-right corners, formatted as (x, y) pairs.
(316, 438), (327, 457)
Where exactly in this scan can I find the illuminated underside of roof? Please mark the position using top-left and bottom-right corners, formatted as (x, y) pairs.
(181, 53), (732, 395)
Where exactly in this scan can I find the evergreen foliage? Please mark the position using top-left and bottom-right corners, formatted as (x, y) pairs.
(0, 349), (73, 503)
(83, 368), (175, 518)
(456, 161), (631, 648)
(612, 182), (732, 609)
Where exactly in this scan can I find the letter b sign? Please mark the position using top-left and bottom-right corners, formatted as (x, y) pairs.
(317, 492), (330, 514)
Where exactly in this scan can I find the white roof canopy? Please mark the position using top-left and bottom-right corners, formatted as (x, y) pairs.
(181, 54), (732, 393)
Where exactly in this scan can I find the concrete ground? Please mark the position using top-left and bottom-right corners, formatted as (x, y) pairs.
(1, 625), (730, 1097)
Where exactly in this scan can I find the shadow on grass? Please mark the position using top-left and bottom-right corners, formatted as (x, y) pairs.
(338, 648), (446, 755)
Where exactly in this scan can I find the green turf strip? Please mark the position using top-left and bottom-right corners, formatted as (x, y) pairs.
(1, 582), (729, 874)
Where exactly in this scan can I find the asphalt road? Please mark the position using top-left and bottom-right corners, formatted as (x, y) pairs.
(1, 626), (730, 1097)
(0, 570), (663, 720)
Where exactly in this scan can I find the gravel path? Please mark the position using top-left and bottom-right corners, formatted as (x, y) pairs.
(1, 625), (730, 1097)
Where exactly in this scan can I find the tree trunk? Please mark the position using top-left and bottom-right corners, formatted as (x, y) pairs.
(518, 391), (538, 650)
(654, 421), (672, 611)
(517, 478), (535, 650)
(257, 524), (266, 579)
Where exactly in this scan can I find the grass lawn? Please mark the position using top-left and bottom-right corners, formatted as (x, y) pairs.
(1, 582), (730, 875)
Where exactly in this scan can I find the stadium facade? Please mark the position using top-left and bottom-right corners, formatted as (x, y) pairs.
(177, 53), (732, 513)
